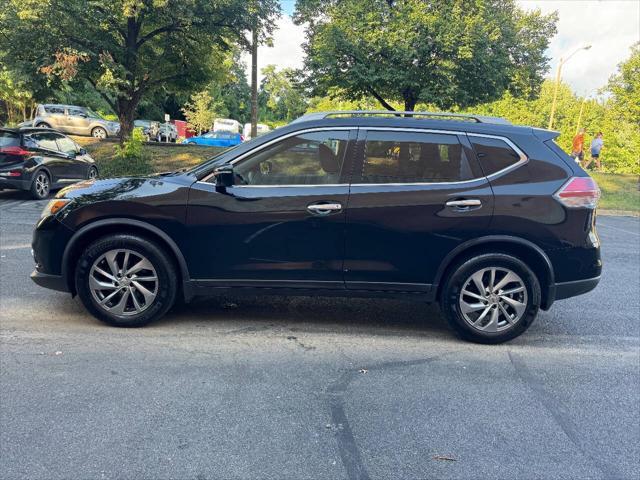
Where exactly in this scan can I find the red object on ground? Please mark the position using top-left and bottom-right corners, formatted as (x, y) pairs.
(172, 120), (194, 139)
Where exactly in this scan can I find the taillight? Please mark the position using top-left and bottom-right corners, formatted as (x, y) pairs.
(0, 170), (22, 177)
(0, 146), (31, 156)
(554, 176), (601, 208)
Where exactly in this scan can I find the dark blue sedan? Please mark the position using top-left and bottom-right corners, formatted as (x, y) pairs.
(184, 131), (243, 147)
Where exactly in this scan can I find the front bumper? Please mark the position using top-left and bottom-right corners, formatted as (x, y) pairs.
(30, 270), (68, 292)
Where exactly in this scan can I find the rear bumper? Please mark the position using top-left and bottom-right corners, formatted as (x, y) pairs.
(0, 177), (29, 190)
(554, 275), (601, 302)
(30, 270), (69, 292)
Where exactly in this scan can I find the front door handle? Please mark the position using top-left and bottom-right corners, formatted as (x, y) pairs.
(307, 202), (342, 215)
(445, 199), (482, 209)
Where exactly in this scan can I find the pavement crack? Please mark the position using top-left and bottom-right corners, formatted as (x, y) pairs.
(326, 354), (447, 480)
(508, 351), (623, 480)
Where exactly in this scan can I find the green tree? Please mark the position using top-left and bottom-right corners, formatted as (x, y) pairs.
(0, 0), (279, 139)
(607, 43), (640, 127)
(181, 90), (224, 135)
(0, 66), (36, 124)
(295, 0), (557, 111)
(259, 65), (307, 122)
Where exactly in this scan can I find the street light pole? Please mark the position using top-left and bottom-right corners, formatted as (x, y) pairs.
(548, 45), (592, 130)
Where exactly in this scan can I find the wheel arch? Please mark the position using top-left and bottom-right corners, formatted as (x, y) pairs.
(434, 236), (555, 310)
(62, 218), (191, 297)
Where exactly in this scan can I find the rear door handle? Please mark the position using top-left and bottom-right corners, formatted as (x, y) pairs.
(307, 202), (342, 215)
(445, 199), (482, 209)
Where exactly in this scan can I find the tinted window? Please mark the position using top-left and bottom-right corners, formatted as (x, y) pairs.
(32, 133), (60, 151)
(235, 130), (349, 185)
(359, 131), (477, 183)
(44, 106), (65, 115)
(469, 136), (522, 175)
(68, 107), (87, 117)
(56, 136), (79, 155)
(0, 132), (20, 147)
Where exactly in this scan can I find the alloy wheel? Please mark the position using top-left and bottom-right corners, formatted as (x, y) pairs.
(92, 128), (107, 139)
(34, 173), (49, 198)
(458, 267), (528, 332)
(89, 249), (158, 316)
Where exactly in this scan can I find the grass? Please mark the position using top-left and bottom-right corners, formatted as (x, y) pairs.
(74, 137), (639, 213)
(591, 172), (640, 213)
(74, 136), (225, 173)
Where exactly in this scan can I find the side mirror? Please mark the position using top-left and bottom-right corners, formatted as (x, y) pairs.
(214, 165), (234, 192)
(78, 148), (87, 156)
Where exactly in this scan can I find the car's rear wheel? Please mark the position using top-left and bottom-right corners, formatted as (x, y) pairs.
(30, 171), (50, 199)
(75, 234), (177, 327)
(91, 127), (107, 139)
(87, 166), (98, 180)
(440, 253), (540, 344)
(35, 122), (51, 128)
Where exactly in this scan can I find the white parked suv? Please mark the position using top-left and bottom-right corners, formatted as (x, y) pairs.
(33, 104), (120, 139)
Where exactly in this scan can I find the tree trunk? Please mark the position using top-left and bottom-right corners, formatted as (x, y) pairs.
(117, 98), (137, 143)
(404, 95), (417, 113)
(250, 27), (258, 138)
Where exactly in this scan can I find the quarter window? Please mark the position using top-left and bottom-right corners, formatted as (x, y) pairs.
(469, 136), (522, 175)
(359, 131), (478, 183)
(234, 130), (349, 185)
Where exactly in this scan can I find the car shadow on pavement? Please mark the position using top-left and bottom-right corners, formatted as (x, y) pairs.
(159, 294), (451, 337)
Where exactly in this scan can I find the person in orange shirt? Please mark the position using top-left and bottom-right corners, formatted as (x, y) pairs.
(571, 128), (586, 163)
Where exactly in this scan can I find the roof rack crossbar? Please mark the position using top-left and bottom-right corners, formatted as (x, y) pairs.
(291, 110), (510, 125)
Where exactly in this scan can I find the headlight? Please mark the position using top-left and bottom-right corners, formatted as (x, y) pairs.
(41, 198), (71, 218)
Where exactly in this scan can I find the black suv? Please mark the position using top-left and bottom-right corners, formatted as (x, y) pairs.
(31, 111), (601, 343)
(1, 127), (98, 199)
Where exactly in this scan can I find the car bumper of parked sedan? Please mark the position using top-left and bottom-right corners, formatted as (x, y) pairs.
(30, 270), (68, 292)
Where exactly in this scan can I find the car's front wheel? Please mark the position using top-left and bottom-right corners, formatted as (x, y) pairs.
(440, 253), (541, 344)
(75, 234), (177, 327)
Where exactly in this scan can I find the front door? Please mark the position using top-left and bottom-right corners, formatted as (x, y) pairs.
(344, 128), (494, 292)
(186, 128), (356, 289)
(66, 107), (91, 135)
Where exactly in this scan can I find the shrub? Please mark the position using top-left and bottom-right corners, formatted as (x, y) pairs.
(96, 129), (153, 178)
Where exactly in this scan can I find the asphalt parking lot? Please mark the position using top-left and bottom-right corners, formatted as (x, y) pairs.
(1, 189), (639, 480)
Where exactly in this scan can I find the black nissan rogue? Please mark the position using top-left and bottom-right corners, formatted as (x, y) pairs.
(31, 111), (602, 343)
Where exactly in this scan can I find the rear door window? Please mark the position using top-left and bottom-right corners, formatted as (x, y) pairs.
(44, 106), (65, 115)
(31, 132), (61, 151)
(359, 130), (480, 184)
(469, 136), (523, 175)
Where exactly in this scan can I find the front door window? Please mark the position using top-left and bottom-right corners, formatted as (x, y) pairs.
(234, 130), (350, 185)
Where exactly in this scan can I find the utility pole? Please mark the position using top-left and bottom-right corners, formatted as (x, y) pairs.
(250, 27), (258, 139)
(548, 45), (592, 130)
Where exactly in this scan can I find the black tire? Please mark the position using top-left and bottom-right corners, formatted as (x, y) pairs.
(440, 253), (541, 344)
(87, 166), (98, 180)
(75, 234), (177, 327)
(30, 170), (51, 199)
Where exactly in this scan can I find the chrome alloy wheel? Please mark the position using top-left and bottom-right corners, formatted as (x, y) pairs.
(458, 267), (528, 332)
(34, 173), (49, 198)
(89, 249), (158, 316)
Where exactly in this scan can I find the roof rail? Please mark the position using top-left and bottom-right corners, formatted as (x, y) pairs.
(291, 110), (511, 125)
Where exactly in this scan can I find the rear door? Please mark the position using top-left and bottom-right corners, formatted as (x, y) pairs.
(44, 106), (68, 132)
(344, 128), (494, 292)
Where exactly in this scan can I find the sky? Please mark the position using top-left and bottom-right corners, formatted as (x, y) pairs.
(244, 0), (640, 97)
